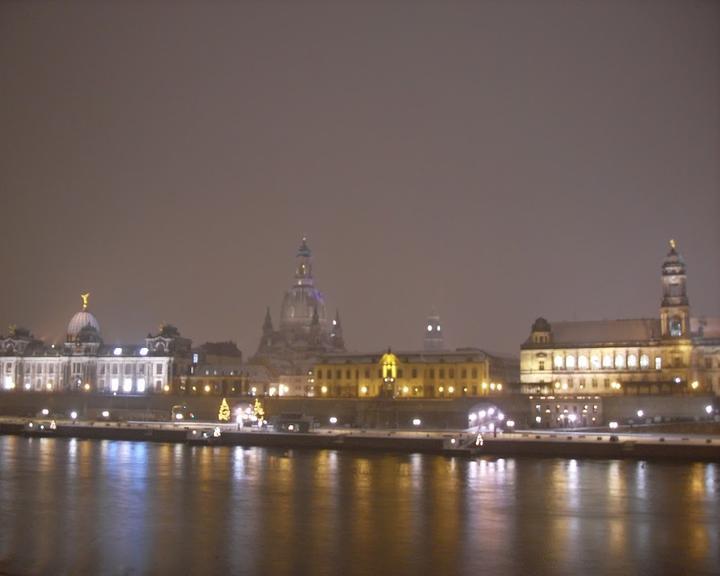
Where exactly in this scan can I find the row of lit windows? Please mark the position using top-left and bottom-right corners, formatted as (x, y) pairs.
(98, 363), (164, 376)
(551, 353), (662, 371)
(99, 377), (165, 393)
(315, 366), (481, 380)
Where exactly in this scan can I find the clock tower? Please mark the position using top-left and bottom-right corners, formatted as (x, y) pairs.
(660, 239), (690, 339)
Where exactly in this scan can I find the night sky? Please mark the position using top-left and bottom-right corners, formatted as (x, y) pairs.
(1, 1), (718, 356)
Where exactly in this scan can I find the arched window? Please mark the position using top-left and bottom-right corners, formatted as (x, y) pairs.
(640, 354), (650, 368)
(566, 355), (576, 369)
(578, 355), (589, 369)
(627, 354), (638, 368)
(615, 354), (625, 368)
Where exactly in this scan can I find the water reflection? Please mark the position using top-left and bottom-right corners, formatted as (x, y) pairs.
(0, 437), (718, 576)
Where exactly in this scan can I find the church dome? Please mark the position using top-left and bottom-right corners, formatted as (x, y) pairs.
(280, 287), (327, 329)
(67, 293), (100, 339)
(532, 317), (551, 332)
(67, 310), (100, 339)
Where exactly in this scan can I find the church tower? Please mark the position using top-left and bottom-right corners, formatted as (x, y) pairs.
(660, 239), (690, 339)
(423, 311), (445, 351)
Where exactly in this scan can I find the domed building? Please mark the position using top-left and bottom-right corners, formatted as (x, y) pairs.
(66, 293), (101, 343)
(252, 238), (345, 380)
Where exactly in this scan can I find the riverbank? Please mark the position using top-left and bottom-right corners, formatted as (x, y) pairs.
(1, 417), (719, 461)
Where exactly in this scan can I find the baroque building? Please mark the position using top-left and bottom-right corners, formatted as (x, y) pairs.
(0, 295), (191, 394)
(310, 348), (518, 399)
(250, 238), (346, 379)
(520, 241), (720, 398)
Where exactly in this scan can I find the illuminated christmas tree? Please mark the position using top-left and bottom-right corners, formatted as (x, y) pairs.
(253, 398), (265, 424)
(218, 398), (231, 422)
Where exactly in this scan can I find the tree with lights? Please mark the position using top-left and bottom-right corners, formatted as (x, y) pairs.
(218, 398), (231, 422)
(253, 398), (265, 426)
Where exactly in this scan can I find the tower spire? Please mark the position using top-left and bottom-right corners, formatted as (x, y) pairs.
(81, 292), (90, 311)
(263, 306), (274, 333)
(660, 239), (689, 338)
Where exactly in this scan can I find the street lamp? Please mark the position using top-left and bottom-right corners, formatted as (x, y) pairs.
(705, 405), (713, 416)
(637, 409), (644, 419)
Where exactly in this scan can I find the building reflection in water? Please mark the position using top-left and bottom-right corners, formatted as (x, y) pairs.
(0, 437), (719, 576)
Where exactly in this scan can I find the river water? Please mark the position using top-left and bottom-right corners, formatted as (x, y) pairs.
(0, 435), (718, 576)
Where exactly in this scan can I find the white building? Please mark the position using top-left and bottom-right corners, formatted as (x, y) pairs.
(0, 295), (191, 394)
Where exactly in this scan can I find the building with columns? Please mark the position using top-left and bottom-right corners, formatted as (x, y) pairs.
(0, 295), (192, 394)
(520, 241), (720, 399)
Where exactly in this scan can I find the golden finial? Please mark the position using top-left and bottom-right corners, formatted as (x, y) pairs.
(669, 239), (676, 250)
(81, 293), (90, 311)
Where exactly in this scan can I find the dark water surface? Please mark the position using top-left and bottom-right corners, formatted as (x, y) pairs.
(0, 436), (718, 576)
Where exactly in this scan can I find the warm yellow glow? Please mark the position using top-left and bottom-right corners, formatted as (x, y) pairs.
(218, 398), (230, 422)
(438, 386), (444, 392)
(81, 292), (90, 310)
(83, 383), (90, 391)
(380, 352), (399, 380)
(481, 382), (488, 389)
(670, 238), (676, 250)
(448, 386), (455, 394)
(321, 385), (328, 394)
(402, 385), (409, 394)
(204, 384), (211, 392)
(554, 381), (560, 389)
(691, 381), (699, 390)
(253, 398), (265, 421)
(164, 385), (170, 392)
(497, 384), (503, 391)
(360, 385), (368, 395)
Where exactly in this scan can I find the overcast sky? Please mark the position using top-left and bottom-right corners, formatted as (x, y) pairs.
(0, 1), (718, 356)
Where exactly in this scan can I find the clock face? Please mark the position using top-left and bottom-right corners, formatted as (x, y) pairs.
(436, 325), (441, 332)
(427, 324), (433, 332)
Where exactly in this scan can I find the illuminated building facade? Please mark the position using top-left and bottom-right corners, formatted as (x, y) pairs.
(521, 242), (720, 397)
(0, 295), (191, 394)
(310, 348), (518, 398)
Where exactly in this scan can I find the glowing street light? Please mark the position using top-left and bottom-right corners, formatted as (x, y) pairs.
(609, 421), (618, 430)
(329, 416), (338, 425)
(637, 409), (644, 419)
(70, 411), (78, 421)
(412, 418), (422, 427)
(101, 410), (110, 418)
(705, 405), (713, 415)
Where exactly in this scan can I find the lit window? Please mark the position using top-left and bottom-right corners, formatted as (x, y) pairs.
(578, 355), (588, 369)
(640, 354), (650, 368)
(566, 355), (576, 369)
(602, 354), (613, 368)
(615, 354), (625, 368)
(655, 357), (662, 370)
(553, 355), (564, 369)
(123, 378), (132, 393)
(627, 354), (638, 368)
(669, 318), (682, 337)
(110, 378), (119, 392)
(136, 378), (146, 393)
(591, 356), (600, 369)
